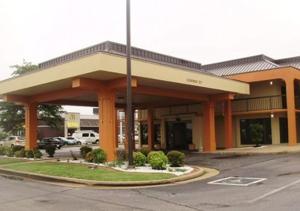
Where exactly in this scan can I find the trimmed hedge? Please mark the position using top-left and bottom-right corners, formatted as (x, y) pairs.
(45, 145), (56, 157)
(167, 151), (185, 167)
(0, 146), (42, 159)
(33, 149), (43, 158)
(147, 151), (168, 170)
(133, 152), (146, 166)
(85, 148), (107, 164)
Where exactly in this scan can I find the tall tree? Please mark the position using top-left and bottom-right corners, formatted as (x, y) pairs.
(0, 60), (64, 134)
(10, 60), (38, 76)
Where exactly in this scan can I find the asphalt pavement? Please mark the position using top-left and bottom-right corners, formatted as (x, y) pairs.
(1, 151), (300, 210)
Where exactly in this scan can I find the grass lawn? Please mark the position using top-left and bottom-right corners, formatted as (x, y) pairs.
(3, 162), (175, 181)
(0, 158), (27, 165)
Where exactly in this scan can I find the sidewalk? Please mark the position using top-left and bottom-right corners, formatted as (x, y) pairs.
(212, 144), (300, 155)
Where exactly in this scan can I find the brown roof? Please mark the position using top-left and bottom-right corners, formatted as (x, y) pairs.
(38, 41), (202, 71)
(203, 54), (300, 76)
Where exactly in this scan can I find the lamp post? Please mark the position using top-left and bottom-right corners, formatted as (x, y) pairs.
(126, 0), (134, 167)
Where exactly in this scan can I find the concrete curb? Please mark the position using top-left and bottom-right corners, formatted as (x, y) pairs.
(0, 165), (205, 187)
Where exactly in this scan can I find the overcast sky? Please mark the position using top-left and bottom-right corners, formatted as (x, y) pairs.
(1, 0), (300, 114)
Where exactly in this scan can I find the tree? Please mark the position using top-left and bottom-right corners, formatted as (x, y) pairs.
(0, 102), (25, 134)
(249, 123), (264, 147)
(11, 60), (38, 76)
(0, 61), (64, 134)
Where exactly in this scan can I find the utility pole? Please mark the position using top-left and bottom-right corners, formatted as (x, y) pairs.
(126, 0), (134, 167)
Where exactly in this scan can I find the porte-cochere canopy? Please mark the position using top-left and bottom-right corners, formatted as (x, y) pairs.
(0, 41), (249, 161)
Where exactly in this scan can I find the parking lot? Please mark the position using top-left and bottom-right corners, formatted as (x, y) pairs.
(1, 152), (300, 210)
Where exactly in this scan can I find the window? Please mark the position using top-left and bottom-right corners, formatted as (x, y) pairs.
(90, 133), (95, 137)
(279, 118), (288, 143)
(240, 118), (272, 145)
(82, 133), (89, 137)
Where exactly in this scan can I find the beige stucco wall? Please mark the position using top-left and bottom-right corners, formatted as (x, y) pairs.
(192, 115), (203, 151)
(271, 116), (280, 145)
(236, 80), (282, 99)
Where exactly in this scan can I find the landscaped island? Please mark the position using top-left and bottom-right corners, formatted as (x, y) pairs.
(0, 159), (175, 182)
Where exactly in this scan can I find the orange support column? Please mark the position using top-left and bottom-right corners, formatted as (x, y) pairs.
(224, 100), (233, 149)
(24, 103), (38, 150)
(285, 77), (297, 145)
(147, 109), (154, 150)
(203, 100), (216, 152)
(98, 90), (116, 161)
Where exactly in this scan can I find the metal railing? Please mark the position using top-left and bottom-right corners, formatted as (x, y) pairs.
(232, 95), (285, 112)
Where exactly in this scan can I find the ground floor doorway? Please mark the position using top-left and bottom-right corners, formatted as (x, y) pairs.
(166, 121), (192, 150)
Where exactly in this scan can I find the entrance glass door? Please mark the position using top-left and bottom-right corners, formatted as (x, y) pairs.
(166, 121), (192, 150)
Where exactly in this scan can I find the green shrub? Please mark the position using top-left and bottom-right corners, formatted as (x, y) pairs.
(116, 148), (127, 161)
(133, 152), (147, 166)
(249, 123), (264, 147)
(147, 151), (167, 163)
(33, 149), (42, 159)
(167, 151), (185, 167)
(85, 148), (107, 164)
(0, 146), (9, 155)
(45, 145), (56, 157)
(15, 149), (25, 158)
(80, 146), (92, 158)
(12, 145), (24, 154)
(139, 147), (151, 157)
(5, 147), (14, 157)
(25, 150), (35, 158)
(149, 155), (168, 170)
(147, 151), (168, 170)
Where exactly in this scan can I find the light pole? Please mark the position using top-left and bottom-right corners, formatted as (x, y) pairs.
(126, 0), (134, 167)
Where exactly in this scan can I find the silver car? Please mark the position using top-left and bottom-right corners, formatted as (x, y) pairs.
(0, 136), (25, 147)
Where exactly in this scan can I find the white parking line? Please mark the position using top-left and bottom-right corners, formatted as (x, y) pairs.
(208, 177), (267, 187)
(248, 178), (300, 203)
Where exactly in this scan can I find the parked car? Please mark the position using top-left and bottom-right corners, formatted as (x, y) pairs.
(66, 136), (80, 145)
(72, 130), (99, 145)
(0, 136), (25, 147)
(55, 137), (76, 145)
(38, 137), (64, 149)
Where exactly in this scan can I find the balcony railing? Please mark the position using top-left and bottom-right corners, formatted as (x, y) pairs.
(232, 95), (285, 113)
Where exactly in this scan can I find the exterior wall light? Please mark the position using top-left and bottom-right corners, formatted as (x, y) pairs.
(270, 113), (274, 118)
(270, 81), (273, 85)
